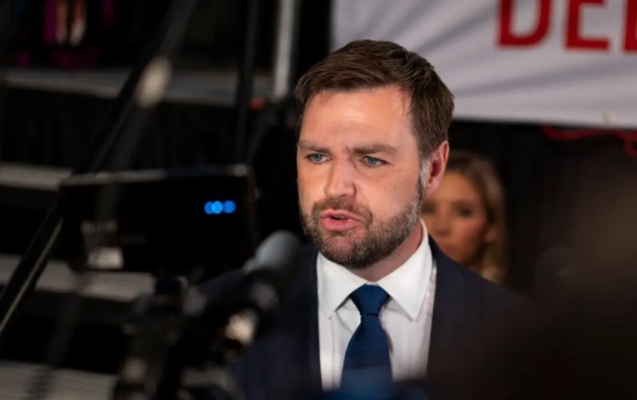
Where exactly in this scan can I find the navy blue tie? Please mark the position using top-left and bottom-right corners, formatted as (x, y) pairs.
(341, 284), (392, 389)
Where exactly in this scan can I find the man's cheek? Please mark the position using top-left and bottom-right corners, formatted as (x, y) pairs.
(298, 191), (317, 214)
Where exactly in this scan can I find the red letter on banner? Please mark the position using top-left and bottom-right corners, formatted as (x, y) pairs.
(566, 0), (610, 50)
(499, 0), (551, 46)
(625, 0), (637, 51)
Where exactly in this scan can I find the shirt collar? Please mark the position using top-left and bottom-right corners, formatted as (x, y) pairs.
(317, 220), (433, 321)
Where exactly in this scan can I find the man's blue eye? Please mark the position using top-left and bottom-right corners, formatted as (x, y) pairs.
(308, 154), (326, 163)
(364, 156), (384, 166)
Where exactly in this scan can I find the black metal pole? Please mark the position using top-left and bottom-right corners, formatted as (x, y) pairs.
(0, 0), (199, 345)
(234, 0), (261, 163)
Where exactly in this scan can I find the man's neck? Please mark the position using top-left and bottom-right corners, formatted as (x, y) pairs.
(351, 223), (424, 282)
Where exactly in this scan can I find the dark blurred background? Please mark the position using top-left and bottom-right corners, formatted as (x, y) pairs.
(0, 0), (636, 398)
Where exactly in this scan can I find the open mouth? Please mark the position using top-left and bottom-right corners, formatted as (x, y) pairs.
(319, 210), (360, 232)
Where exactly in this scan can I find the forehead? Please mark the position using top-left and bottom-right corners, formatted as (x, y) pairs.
(299, 86), (414, 146)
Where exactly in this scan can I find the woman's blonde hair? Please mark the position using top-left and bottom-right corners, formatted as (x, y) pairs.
(446, 150), (508, 284)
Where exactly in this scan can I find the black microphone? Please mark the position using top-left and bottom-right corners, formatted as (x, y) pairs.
(223, 230), (301, 345)
(185, 230), (302, 351)
(242, 229), (303, 298)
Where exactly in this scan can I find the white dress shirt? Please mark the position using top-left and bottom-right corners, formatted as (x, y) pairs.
(317, 220), (437, 390)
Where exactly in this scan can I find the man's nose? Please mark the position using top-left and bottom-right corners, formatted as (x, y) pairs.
(324, 161), (356, 199)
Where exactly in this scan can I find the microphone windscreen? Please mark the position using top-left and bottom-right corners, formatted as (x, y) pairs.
(255, 231), (301, 268)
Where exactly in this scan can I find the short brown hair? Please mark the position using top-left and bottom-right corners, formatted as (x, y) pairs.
(294, 40), (454, 159)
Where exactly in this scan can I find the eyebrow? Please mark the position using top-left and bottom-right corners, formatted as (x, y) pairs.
(298, 140), (397, 156)
(351, 144), (397, 156)
(298, 140), (330, 154)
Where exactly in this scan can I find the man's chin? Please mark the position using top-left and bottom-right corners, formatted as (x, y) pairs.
(318, 229), (361, 247)
(322, 250), (358, 268)
(318, 237), (364, 267)
(320, 236), (352, 251)
(320, 236), (352, 260)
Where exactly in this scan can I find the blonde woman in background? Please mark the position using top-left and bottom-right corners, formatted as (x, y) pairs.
(422, 150), (508, 285)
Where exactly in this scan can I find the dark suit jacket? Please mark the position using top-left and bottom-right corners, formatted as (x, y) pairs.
(197, 238), (547, 400)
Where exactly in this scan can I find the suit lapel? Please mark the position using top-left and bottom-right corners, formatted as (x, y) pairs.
(426, 238), (484, 391)
(257, 245), (322, 399)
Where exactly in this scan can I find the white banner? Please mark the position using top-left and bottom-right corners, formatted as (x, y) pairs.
(333, 0), (637, 128)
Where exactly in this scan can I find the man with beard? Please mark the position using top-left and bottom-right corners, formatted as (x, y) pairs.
(199, 40), (546, 400)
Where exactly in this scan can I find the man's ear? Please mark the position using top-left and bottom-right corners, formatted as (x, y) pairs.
(424, 141), (449, 197)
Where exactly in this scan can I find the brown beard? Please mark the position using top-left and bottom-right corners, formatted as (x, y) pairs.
(300, 178), (424, 269)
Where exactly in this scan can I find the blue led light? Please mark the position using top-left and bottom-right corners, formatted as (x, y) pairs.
(205, 200), (236, 215)
(211, 201), (223, 214)
(223, 200), (237, 214)
(204, 201), (224, 215)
